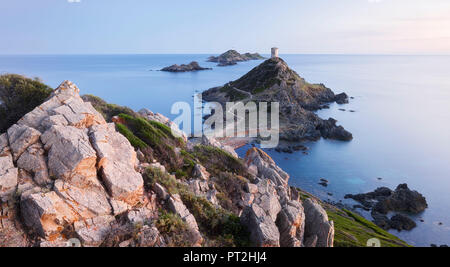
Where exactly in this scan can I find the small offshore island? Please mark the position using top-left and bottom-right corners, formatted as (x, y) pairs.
(207, 50), (265, 66)
(161, 61), (212, 72)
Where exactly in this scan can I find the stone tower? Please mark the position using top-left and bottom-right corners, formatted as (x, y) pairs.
(271, 47), (279, 58)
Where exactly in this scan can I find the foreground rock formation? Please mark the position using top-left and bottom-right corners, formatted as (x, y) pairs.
(240, 147), (334, 247)
(161, 61), (212, 72)
(345, 184), (428, 231)
(0, 81), (152, 246)
(202, 57), (352, 142)
(207, 50), (265, 66)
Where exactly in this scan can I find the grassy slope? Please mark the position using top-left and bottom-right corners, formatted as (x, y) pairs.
(297, 189), (410, 247)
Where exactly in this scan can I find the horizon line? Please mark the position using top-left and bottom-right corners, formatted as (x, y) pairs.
(1, 53), (450, 57)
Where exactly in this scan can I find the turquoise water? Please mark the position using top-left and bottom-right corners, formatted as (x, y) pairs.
(1, 54), (449, 246)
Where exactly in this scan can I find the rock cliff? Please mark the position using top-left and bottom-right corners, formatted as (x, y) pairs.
(0, 81), (150, 247)
(240, 147), (334, 247)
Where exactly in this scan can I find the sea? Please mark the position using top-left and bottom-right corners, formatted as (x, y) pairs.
(1, 54), (449, 247)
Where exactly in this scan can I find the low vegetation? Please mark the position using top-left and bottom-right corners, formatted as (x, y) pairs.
(327, 207), (410, 247)
(0, 74), (53, 133)
(82, 94), (136, 122)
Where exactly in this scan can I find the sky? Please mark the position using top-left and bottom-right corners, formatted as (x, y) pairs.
(1, 0), (450, 55)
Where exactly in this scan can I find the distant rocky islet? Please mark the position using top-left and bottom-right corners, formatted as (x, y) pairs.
(207, 50), (265, 66)
(160, 61), (211, 72)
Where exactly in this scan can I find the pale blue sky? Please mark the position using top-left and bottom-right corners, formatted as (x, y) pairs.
(1, 0), (450, 54)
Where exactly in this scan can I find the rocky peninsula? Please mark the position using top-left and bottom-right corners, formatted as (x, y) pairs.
(202, 57), (353, 142)
(161, 61), (211, 72)
(0, 75), (408, 247)
(207, 50), (265, 66)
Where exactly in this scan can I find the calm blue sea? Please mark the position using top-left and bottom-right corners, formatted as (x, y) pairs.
(1, 54), (449, 246)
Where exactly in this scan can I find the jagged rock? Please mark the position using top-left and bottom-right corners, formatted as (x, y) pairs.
(40, 115), (68, 130)
(51, 97), (106, 129)
(245, 183), (258, 194)
(41, 125), (98, 186)
(303, 198), (334, 247)
(17, 81), (105, 132)
(0, 133), (10, 156)
(371, 212), (391, 230)
(161, 61), (211, 72)
(193, 164), (210, 180)
(335, 92), (349, 104)
(186, 179), (219, 206)
(7, 124), (41, 161)
(54, 179), (112, 218)
(39, 238), (70, 247)
(110, 199), (130, 215)
(138, 108), (188, 142)
(389, 214), (417, 231)
(126, 207), (155, 225)
(0, 153), (18, 201)
(21, 191), (79, 237)
(16, 169), (39, 197)
(276, 200), (305, 247)
(89, 123), (144, 206)
(168, 194), (199, 231)
(318, 118), (353, 141)
(241, 203), (280, 247)
(201, 135), (238, 158)
(240, 178), (283, 247)
(346, 184), (427, 229)
(153, 183), (170, 201)
(304, 235), (318, 247)
(167, 194), (203, 246)
(74, 215), (116, 247)
(0, 201), (29, 247)
(244, 147), (289, 187)
(135, 225), (165, 247)
(16, 142), (51, 186)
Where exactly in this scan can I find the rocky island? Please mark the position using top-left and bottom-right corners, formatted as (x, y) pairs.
(202, 57), (353, 142)
(207, 50), (265, 66)
(345, 184), (428, 231)
(161, 61), (211, 72)
(0, 74), (408, 247)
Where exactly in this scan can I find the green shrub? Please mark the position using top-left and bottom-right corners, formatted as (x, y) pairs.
(143, 166), (180, 194)
(81, 94), (136, 122)
(0, 74), (53, 133)
(179, 189), (250, 247)
(117, 113), (184, 171)
(326, 207), (410, 247)
(155, 210), (194, 247)
(192, 145), (248, 176)
(116, 123), (148, 149)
